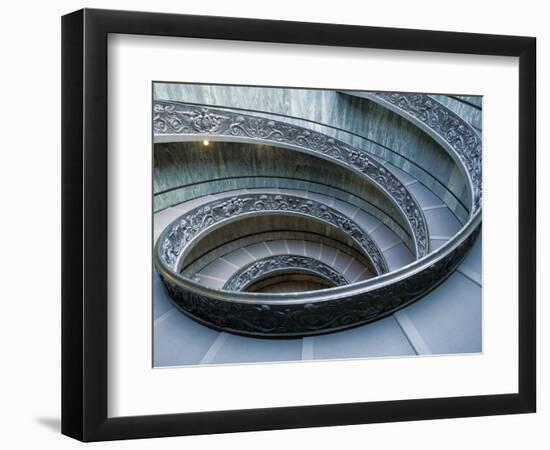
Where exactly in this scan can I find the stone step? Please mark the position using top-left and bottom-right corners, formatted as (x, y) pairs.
(196, 239), (367, 288)
(311, 315), (416, 360)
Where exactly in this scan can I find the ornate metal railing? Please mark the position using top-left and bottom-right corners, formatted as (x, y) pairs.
(155, 215), (480, 337)
(153, 94), (482, 337)
(223, 255), (349, 292)
(154, 101), (429, 258)
(362, 92), (482, 212)
(159, 192), (388, 276)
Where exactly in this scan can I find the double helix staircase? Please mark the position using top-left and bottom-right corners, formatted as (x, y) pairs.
(152, 88), (482, 367)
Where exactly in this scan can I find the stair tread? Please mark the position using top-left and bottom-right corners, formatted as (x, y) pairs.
(197, 239), (367, 284)
(429, 238), (449, 250)
(424, 207), (462, 237)
(349, 209), (379, 232)
(303, 241), (321, 257)
(313, 315), (416, 359)
(385, 164), (417, 184)
(344, 261), (369, 281)
(220, 248), (255, 267)
(371, 225), (401, 249)
(154, 308), (220, 367)
(407, 181), (449, 208)
(265, 240), (288, 254)
(198, 259), (237, 279)
(383, 243), (415, 270)
(210, 334), (303, 364)
(241, 242), (272, 259)
(396, 271), (482, 354)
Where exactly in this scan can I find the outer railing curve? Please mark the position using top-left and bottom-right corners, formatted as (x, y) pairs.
(153, 94), (482, 337)
(363, 92), (482, 212)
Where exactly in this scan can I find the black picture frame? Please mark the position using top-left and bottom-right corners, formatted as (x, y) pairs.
(61, 8), (536, 442)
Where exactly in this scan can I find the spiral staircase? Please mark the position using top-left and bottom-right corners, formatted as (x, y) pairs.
(152, 87), (482, 367)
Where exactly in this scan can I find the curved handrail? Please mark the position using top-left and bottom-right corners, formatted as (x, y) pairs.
(362, 92), (482, 212)
(154, 101), (429, 258)
(155, 214), (480, 336)
(159, 192), (389, 275)
(156, 212), (479, 304)
(223, 255), (349, 291)
(153, 94), (482, 336)
(155, 176), (416, 252)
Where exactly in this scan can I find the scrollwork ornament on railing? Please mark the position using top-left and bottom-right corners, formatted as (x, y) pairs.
(153, 97), (483, 337)
(223, 255), (350, 291)
(153, 101), (429, 258)
(159, 193), (389, 275)
(159, 225), (480, 337)
(370, 92), (482, 211)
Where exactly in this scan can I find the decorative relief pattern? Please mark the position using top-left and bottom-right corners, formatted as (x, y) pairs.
(223, 255), (349, 292)
(159, 193), (388, 275)
(153, 101), (428, 258)
(153, 97), (482, 337)
(160, 225), (480, 337)
(370, 92), (482, 211)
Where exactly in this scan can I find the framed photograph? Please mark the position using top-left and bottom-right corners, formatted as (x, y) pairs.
(61, 8), (536, 441)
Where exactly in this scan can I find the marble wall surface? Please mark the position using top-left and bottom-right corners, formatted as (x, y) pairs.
(154, 142), (411, 241)
(153, 84), (473, 218)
